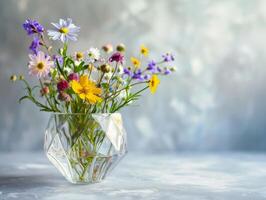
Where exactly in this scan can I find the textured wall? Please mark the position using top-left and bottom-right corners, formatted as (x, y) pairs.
(1, 0), (266, 152)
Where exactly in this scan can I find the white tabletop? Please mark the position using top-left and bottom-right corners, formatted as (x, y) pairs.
(0, 152), (266, 200)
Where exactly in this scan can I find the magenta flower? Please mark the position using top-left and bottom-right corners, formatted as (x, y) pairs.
(68, 73), (79, 81)
(109, 52), (124, 64)
(57, 80), (69, 91)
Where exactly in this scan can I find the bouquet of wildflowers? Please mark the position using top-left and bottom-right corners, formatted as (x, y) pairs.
(11, 18), (175, 184)
(12, 18), (175, 113)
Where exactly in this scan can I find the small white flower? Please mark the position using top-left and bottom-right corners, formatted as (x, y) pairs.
(87, 47), (100, 63)
(28, 51), (54, 78)
(48, 18), (80, 43)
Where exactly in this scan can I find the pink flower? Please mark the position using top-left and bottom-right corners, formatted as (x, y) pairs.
(109, 52), (124, 64)
(68, 73), (79, 81)
(57, 80), (69, 91)
(28, 51), (53, 78)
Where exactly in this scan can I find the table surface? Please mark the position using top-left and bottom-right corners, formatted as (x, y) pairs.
(0, 152), (266, 200)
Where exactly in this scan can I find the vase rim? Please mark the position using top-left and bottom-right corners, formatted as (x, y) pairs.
(50, 112), (121, 115)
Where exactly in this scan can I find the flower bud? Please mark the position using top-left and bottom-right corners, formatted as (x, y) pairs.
(59, 75), (65, 80)
(40, 86), (49, 96)
(75, 52), (84, 61)
(116, 76), (123, 83)
(102, 44), (113, 53)
(100, 64), (111, 73)
(104, 72), (112, 81)
(19, 75), (24, 80)
(170, 66), (176, 72)
(58, 92), (71, 102)
(57, 80), (69, 91)
(68, 73), (79, 81)
(10, 75), (17, 82)
(88, 64), (95, 71)
(116, 43), (126, 52)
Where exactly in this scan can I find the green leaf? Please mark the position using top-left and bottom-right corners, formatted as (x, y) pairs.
(101, 83), (109, 89)
(74, 61), (85, 73)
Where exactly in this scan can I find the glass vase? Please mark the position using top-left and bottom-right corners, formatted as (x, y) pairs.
(44, 113), (127, 184)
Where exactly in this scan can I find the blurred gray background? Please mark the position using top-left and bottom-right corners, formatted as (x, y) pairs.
(1, 0), (266, 152)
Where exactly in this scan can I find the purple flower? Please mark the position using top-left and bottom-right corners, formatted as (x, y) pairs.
(144, 74), (151, 80)
(68, 73), (79, 81)
(132, 69), (144, 81)
(109, 52), (124, 64)
(162, 53), (174, 62)
(147, 60), (156, 73)
(29, 37), (40, 54)
(157, 67), (162, 73)
(57, 80), (69, 91)
(123, 68), (132, 76)
(23, 19), (44, 35)
(53, 55), (63, 66)
(164, 68), (171, 75)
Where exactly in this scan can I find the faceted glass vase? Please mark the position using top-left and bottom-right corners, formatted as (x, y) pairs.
(44, 113), (127, 184)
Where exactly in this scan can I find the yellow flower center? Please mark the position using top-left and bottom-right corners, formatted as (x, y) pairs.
(59, 27), (69, 34)
(78, 87), (89, 95)
(37, 62), (44, 70)
(151, 80), (155, 87)
(76, 52), (83, 60)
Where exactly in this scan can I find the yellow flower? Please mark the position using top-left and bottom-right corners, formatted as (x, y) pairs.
(130, 57), (141, 68)
(71, 75), (102, 104)
(140, 45), (149, 56)
(149, 75), (160, 94)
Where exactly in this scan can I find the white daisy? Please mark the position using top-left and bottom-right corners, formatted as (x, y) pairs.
(48, 18), (80, 43)
(28, 51), (54, 78)
(87, 47), (100, 63)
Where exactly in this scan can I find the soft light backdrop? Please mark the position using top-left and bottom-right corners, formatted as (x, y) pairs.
(1, 0), (266, 151)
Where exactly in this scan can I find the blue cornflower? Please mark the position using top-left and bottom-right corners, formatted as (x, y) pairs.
(162, 53), (174, 62)
(23, 19), (44, 35)
(29, 37), (40, 54)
